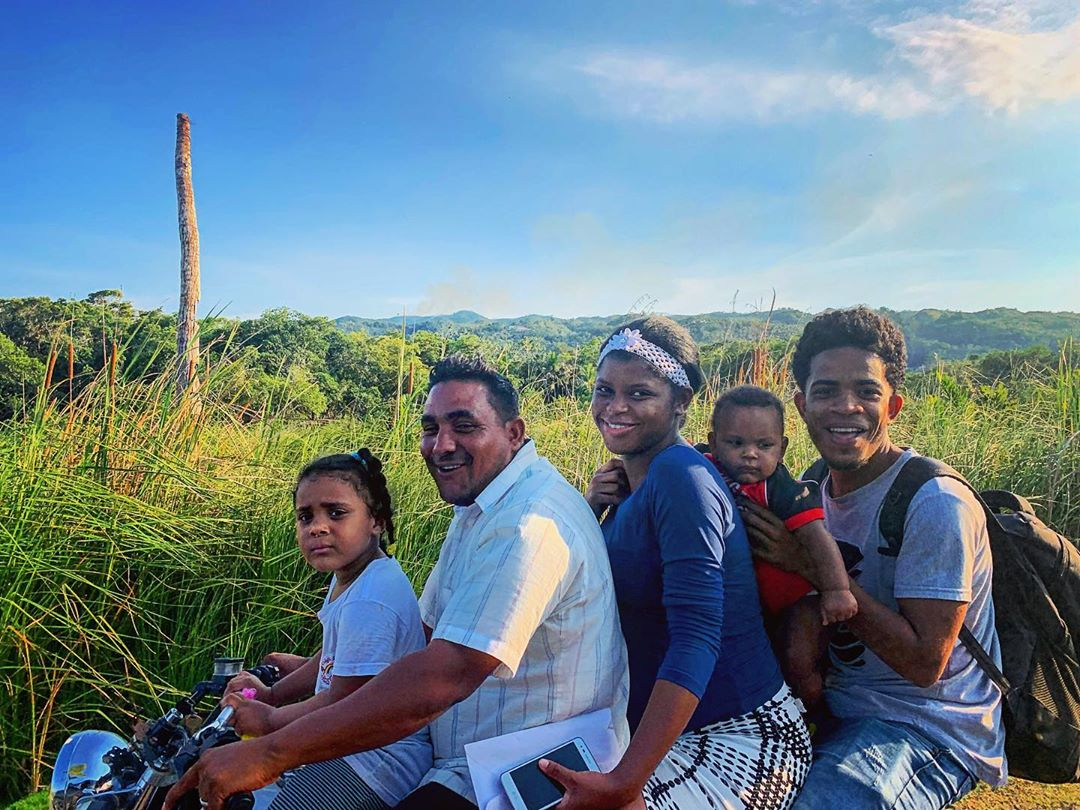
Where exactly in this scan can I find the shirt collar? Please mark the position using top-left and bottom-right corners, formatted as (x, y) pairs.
(463, 438), (539, 515)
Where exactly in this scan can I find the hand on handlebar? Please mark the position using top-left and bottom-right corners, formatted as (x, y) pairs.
(222, 672), (272, 705)
(163, 738), (280, 810)
(223, 692), (280, 737)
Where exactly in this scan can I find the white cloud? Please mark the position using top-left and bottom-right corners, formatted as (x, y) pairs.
(957, 0), (1078, 30)
(880, 3), (1080, 115)
(539, 0), (1079, 123)
(573, 53), (937, 123)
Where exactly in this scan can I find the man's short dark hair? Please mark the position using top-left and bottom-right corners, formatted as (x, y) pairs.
(711, 385), (785, 432)
(427, 354), (520, 422)
(791, 306), (907, 392)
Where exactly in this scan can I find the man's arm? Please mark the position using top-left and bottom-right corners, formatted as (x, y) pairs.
(846, 588), (967, 687)
(741, 499), (966, 687)
(262, 638), (497, 765)
(164, 639), (499, 810)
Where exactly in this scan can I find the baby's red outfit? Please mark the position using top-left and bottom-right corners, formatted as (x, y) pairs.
(705, 453), (823, 614)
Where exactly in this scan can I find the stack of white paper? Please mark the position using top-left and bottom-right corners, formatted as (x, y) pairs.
(465, 708), (626, 810)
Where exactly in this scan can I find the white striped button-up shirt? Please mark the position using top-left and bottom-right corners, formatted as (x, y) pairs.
(417, 440), (630, 800)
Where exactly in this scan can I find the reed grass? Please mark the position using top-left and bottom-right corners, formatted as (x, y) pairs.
(0, 349), (1076, 803)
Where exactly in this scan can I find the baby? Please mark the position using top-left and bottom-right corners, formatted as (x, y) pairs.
(708, 384), (857, 625)
(707, 385), (858, 709)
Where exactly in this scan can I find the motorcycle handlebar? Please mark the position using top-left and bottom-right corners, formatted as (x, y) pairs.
(224, 792), (255, 810)
(244, 664), (281, 687)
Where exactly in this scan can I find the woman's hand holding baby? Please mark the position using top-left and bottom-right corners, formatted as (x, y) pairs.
(585, 458), (631, 518)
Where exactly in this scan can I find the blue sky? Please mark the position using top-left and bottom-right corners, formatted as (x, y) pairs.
(2, 0), (1078, 319)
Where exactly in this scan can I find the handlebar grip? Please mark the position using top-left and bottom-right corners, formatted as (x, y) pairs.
(225, 791), (255, 810)
(244, 664), (281, 686)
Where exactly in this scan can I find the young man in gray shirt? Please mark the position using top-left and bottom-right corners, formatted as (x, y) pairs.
(742, 307), (1005, 809)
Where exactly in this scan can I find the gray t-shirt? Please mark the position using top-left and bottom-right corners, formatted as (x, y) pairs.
(821, 449), (1007, 786)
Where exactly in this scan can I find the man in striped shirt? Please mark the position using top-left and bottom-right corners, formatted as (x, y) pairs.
(406, 355), (630, 807)
(168, 355), (628, 810)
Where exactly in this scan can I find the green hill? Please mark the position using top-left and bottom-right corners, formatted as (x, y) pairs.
(335, 307), (1080, 368)
(1, 295), (1076, 422)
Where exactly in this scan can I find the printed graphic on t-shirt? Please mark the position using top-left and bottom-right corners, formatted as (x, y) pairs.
(828, 542), (866, 668)
(319, 655), (334, 688)
(829, 623), (866, 668)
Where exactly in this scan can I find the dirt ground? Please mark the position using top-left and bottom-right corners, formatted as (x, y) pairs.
(954, 779), (1080, 809)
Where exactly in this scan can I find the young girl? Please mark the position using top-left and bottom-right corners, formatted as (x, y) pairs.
(225, 450), (432, 810)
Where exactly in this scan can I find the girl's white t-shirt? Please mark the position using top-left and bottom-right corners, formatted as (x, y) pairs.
(316, 556), (432, 805)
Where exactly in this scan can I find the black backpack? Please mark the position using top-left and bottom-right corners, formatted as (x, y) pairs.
(806, 455), (1080, 783)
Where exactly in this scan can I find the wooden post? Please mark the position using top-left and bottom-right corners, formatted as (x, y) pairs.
(175, 113), (201, 397)
(394, 310), (407, 423)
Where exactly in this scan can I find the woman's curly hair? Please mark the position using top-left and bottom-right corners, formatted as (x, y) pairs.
(791, 306), (907, 392)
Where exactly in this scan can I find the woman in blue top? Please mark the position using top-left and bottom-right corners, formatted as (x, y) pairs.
(541, 316), (811, 810)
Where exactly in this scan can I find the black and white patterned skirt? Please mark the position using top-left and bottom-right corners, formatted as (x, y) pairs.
(644, 684), (812, 810)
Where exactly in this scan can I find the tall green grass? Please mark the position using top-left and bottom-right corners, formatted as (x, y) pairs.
(0, 352), (1076, 802)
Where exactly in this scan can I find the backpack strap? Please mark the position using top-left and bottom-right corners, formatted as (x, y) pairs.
(804, 454), (960, 557)
(802, 452), (1024, 696)
(958, 626), (1013, 695)
(879, 455), (1017, 695)
(877, 455), (961, 557)
(981, 489), (1036, 516)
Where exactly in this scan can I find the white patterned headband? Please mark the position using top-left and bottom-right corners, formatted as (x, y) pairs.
(597, 328), (693, 390)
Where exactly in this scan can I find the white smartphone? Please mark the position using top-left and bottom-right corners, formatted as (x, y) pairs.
(500, 737), (599, 810)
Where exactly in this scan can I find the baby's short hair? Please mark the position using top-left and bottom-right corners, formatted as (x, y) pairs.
(711, 385), (785, 432)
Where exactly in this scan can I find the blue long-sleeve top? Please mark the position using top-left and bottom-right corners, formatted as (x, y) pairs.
(602, 444), (782, 733)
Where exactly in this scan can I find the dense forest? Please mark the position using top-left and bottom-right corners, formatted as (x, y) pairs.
(1, 291), (1078, 421)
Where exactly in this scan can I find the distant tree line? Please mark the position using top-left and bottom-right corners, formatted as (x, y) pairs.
(0, 293), (1076, 421)
(337, 306), (1080, 369)
(0, 293), (599, 421)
